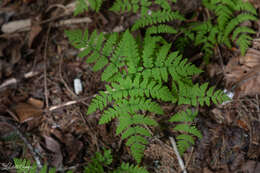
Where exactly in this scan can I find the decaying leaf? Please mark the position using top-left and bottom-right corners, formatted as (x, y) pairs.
(28, 24), (42, 48)
(225, 39), (260, 97)
(14, 102), (43, 123)
(43, 135), (63, 168)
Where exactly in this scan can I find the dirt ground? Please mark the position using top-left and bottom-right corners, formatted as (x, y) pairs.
(0, 0), (260, 173)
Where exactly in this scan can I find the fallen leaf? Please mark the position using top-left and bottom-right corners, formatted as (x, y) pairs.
(64, 133), (83, 163)
(240, 48), (260, 68)
(225, 39), (260, 97)
(27, 97), (44, 109)
(28, 24), (42, 48)
(10, 43), (21, 64)
(241, 161), (257, 173)
(14, 102), (43, 123)
(43, 135), (63, 168)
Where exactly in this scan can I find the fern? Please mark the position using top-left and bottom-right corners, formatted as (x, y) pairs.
(146, 24), (178, 35)
(169, 109), (202, 155)
(177, 82), (230, 106)
(67, 29), (229, 163)
(110, 0), (184, 34)
(113, 163), (149, 173)
(74, 0), (103, 15)
(110, 0), (151, 15)
(13, 158), (65, 173)
(110, 0), (174, 15)
(14, 149), (148, 173)
(84, 149), (148, 173)
(132, 10), (185, 31)
(84, 149), (113, 173)
(192, 0), (257, 59)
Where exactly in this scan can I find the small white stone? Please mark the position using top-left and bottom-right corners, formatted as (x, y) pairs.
(222, 89), (234, 105)
(147, 9), (152, 15)
(74, 78), (83, 95)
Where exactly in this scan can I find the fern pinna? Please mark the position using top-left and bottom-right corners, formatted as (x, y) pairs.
(188, 0), (257, 61)
(74, 0), (184, 35)
(66, 29), (229, 163)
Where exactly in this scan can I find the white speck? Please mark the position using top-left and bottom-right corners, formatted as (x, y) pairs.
(148, 10), (152, 15)
(222, 89), (233, 105)
(74, 78), (83, 95)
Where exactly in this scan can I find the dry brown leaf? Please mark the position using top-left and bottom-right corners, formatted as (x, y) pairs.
(241, 161), (258, 173)
(203, 167), (214, 173)
(27, 97), (44, 109)
(14, 102), (43, 123)
(28, 24), (42, 48)
(43, 135), (63, 168)
(64, 133), (83, 163)
(240, 48), (260, 68)
(225, 39), (260, 97)
(10, 43), (21, 64)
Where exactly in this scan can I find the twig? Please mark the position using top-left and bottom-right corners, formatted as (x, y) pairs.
(53, 17), (92, 27)
(44, 25), (51, 108)
(48, 97), (90, 111)
(0, 116), (42, 169)
(185, 147), (194, 170)
(169, 137), (187, 173)
(0, 71), (40, 91)
(216, 45), (225, 73)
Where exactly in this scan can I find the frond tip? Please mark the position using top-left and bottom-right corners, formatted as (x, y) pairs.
(170, 109), (202, 155)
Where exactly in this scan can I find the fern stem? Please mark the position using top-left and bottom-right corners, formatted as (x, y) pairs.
(169, 137), (187, 173)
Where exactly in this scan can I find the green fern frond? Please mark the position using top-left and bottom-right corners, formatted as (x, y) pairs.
(66, 29), (230, 164)
(98, 98), (163, 124)
(177, 82), (230, 106)
(234, 0), (257, 15)
(115, 113), (157, 163)
(117, 114), (157, 135)
(224, 13), (257, 44)
(196, 0), (257, 59)
(114, 162), (149, 173)
(236, 34), (253, 55)
(87, 76), (173, 115)
(65, 29), (126, 80)
(208, 0), (257, 55)
(175, 123), (202, 138)
(154, 0), (171, 11)
(132, 11), (185, 31)
(110, 0), (151, 14)
(74, 0), (89, 16)
(127, 136), (148, 163)
(110, 0), (175, 15)
(13, 158), (57, 173)
(232, 26), (256, 41)
(168, 54), (202, 83)
(84, 149), (112, 173)
(74, 0), (103, 15)
(169, 109), (198, 122)
(146, 24), (178, 35)
(169, 109), (202, 155)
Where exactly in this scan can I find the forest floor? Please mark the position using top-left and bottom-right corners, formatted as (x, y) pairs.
(0, 0), (260, 173)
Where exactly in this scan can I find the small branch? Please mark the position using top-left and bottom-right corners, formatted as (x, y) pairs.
(53, 17), (92, 27)
(0, 71), (40, 91)
(44, 25), (51, 108)
(169, 137), (187, 173)
(48, 97), (90, 111)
